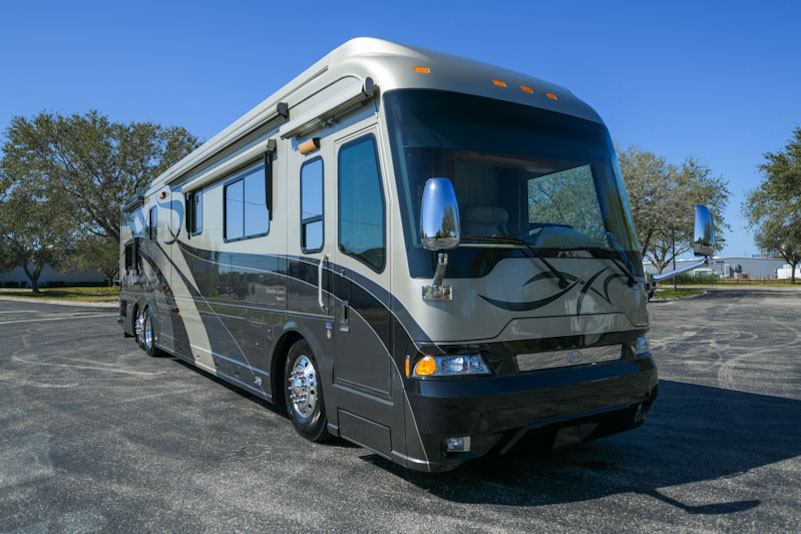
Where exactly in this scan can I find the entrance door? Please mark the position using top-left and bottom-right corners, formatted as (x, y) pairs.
(331, 129), (394, 453)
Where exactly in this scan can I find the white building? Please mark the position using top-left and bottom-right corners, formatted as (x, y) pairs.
(777, 264), (801, 280)
(643, 256), (786, 279)
(0, 264), (105, 287)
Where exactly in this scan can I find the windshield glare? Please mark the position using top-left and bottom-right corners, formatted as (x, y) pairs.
(385, 89), (641, 278)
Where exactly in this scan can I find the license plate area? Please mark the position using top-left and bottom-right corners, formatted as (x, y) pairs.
(516, 344), (623, 372)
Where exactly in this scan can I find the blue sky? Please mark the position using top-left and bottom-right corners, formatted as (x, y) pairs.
(2, 0), (799, 257)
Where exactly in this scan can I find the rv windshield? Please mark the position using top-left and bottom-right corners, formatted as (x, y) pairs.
(385, 89), (641, 279)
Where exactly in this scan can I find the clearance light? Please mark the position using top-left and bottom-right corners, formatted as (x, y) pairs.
(413, 66), (430, 73)
(492, 80), (507, 87)
(520, 85), (533, 94)
(546, 93), (558, 100)
(405, 357), (410, 377)
(298, 137), (320, 155)
(413, 354), (491, 377)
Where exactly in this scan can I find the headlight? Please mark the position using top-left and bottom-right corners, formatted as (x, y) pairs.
(413, 354), (491, 377)
(635, 336), (650, 356)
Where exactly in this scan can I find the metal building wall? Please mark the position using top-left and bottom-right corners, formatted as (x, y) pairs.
(643, 257), (786, 279)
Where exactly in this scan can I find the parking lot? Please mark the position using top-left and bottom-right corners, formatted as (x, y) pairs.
(1, 288), (800, 532)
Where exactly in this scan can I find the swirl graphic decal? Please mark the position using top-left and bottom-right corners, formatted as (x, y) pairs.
(480, 266), (626, 314)
(156, 195), (184, 245)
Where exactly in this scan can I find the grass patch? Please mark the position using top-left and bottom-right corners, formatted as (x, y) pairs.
(0, 286), (119, 302)
(653, 288), (706, 299)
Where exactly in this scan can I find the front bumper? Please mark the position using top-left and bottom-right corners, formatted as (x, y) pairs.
(400, 355), (658, 472)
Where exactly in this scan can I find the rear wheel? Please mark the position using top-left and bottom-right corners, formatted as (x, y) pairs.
(141, 306), (160, 357)
(134, 307), (145, 348)
(284, 340), (330, 442)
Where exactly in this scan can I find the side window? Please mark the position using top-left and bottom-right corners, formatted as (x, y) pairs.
(338, 135), (385, 272)
(149, 207), (157, 240)
(300, 158), (324, 253)
(124, 241), (141, 274)
(225, 165), (269, 241)
(124, 244), (133, 271)
(187, 190), (203, 235)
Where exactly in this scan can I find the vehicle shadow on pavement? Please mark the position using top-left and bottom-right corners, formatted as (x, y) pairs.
(170, 358), (362, 449)
(367, 379), (800, 514)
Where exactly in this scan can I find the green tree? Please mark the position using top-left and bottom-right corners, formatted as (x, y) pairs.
(0, 110), (200, 242)
(617, 146), (729, 273)
(66, 234), (120, 284)
(645, 156), (730, 273)
(0, 110), (199, 285)
(616, 145), (676, 261)
(0, 185), (73, 292)
(754, 217), (801, 283)
(744, 126), (801, 283)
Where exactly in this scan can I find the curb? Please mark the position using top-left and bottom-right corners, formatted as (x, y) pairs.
(649, 289), (708, 304)
(0, 296), (119, 309)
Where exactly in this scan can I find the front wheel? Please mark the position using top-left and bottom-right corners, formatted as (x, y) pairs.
(284, 340), (330, 442)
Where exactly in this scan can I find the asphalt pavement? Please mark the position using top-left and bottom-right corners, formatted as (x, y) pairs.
(1, 288), (800, 532)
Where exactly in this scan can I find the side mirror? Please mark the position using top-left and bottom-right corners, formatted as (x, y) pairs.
(693, 205), (715, 257)
(420, 177), (460, 251)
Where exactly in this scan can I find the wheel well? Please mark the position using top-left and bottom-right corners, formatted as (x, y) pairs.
(131, 303), (139, 329)
(271, 331), (303, 408)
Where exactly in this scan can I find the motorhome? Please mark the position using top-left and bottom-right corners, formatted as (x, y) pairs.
(119, 38), (714, 472)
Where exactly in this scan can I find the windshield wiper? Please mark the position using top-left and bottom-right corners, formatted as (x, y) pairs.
(462, 235), (569, 289)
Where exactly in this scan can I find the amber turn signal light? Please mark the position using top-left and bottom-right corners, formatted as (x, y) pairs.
(414, 356), (436, 376)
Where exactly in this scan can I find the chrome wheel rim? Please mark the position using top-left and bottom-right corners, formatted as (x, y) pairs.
(288, 355), (318, 420)
(135, 312), (145, 345)
(143, 311), (153, 351)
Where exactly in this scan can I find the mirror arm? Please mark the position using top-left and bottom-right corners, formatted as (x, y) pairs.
(650, 257), (710, 282)
(422, 252), (452, 301)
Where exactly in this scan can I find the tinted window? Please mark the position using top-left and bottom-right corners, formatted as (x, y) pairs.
(244, 169), (269, 236)
(125, 244), (133, 270)
(149, 207), (157, 240)
(300, 158), (324, 252)
(225, 180), (244, 240)
(225, 165), (269, 241)
(192, 190), (203, 235)
(338, 136), (385, 272)
(385, 89), (642, 278)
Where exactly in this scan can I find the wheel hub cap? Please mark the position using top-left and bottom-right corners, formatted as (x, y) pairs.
(135, 314), (145, 343)
(143, 313), (153, 350)
(288, 355), (317, 419)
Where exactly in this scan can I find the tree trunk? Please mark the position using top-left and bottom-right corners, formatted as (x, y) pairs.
(22, 264), (41, 293)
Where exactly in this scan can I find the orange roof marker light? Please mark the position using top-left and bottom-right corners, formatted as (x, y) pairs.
(492, 79), (507, 87)
(546, 93), (558, 100)
(413, 66), (430, 73)
(520, 85), (533, 94)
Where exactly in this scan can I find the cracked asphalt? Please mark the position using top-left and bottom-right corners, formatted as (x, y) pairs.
(1, 287), (800, 532)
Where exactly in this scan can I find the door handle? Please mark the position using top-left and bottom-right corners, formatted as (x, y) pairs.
(318, 254), (328, 313)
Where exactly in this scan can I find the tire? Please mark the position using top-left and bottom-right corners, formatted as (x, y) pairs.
(284, 340), (330, 442)
(141, 306), (161, 357)
(125, 305), (137, 338)
(134, 306), (145, 349)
